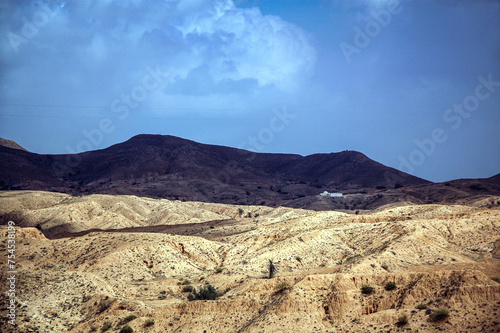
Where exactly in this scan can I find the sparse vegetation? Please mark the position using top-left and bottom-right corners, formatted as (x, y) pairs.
(385, 281), (396, 291)
(119, 325), (134, 333)
(416, 303), (428, 310)
(361, 284), (375, 295)
(143, 319), (154, 327)
(274, 281), (292, 294)
(123, 315), (137, 324)
(295, 256), (302, 263)
(238, 208), (244, 217)
(268, 259), (276, 279)
(396, 314), (408, 326)
(187, 284), (218, 301)
(101, 321), (113, 332)
(177, 278), (191, 285)
(429, 308), (449, 322)
(491, 277), (500, 284)
(469, 184), (485, 191)
(97, 298), (113, 314)
(182, 285), (194, 293)
(381, 263), (389, 271)
(215, 266), (224, 273)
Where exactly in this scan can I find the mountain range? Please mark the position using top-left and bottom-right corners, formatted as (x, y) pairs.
(1, 134), (498, 210)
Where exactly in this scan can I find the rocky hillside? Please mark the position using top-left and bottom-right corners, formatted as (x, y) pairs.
(0, 134), (431, 209)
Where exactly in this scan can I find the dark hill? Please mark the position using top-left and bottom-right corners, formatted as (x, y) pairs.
(0, 134), (435, 209)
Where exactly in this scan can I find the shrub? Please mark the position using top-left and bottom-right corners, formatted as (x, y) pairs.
(361, 284), (375, 295)
(101, 321), (113, 332)
(120, 325), (134, 333)
(416, 303), (428, 310)
(182, 285), (194, 293)
(238, 208), (244, 217)
(491, 277), (500, 284)
(123, 315), (137, 324)
(396, 314), (408, 326)
(188, 284), (218, 301)
(215, 266), (224, 273)
(177, 279), (191, 285)
(385, 281), (397, 291)
(381, 264), (389, 271)
(97, 298), (113, 314)
(274, 281), (292, 294)
(143, 319), (154, 327)
(295, 256), (302, 263)
(429, 308), (449, 322)
(469, 184), (485, 191)
(268, 260), (276, 279)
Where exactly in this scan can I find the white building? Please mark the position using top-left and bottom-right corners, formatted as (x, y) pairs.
(319, 191), (342, 198)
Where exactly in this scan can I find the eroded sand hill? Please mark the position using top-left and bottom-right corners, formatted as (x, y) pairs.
(0, 191), (499, 332)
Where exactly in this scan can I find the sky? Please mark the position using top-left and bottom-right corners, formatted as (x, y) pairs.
(0, 0), (499, 182)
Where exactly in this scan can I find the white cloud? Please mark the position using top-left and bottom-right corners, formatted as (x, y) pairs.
(0, 0), (316, 109)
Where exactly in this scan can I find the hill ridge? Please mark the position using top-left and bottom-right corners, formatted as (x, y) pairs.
(5, 134), (497, 210)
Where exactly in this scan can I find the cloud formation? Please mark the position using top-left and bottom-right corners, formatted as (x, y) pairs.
(1, 0), (316, 109)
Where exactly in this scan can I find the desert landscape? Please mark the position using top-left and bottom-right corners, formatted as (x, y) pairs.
(2, 0), (499, 332)
(1, 187), (499, 332)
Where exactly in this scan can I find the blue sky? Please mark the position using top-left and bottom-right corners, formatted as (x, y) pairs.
(0, 0), (499, 182)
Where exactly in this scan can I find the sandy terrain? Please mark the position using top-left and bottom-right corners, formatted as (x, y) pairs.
(0, 191), (499, 332)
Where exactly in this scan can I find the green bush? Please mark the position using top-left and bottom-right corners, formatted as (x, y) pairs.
(416, 303), (427, 310)
(361, 284), (375, 295)
(119, 325), (134, 333)
(429, 308), (449, 322)
(143, 319), (154, 327)
(123, 315), (137, 324)
(182, 285), (194, 293)
(188, 284), (218, 301)
(100, 321), (113, 332)
(274, 281), (292, 294)
(385, 281), (396, 291)
(396, 314), (408, 326)
(97, 298), (113, 314)
(215, 267), (224, 273)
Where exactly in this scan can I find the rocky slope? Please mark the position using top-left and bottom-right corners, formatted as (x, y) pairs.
(0, 134), (431, 209)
